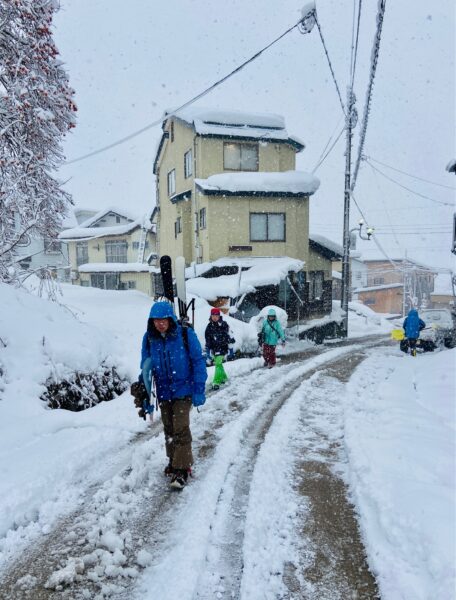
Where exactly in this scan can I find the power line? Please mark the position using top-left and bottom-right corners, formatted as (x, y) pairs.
(351, 0), (387, 191)
(312, 125), (345, 172)
(63, 16), (311, 166)
(314, 15), (346, 115)
(366, 161), (454, 207)
(365, 156), (456, 190)
(350, 0), (363, 88)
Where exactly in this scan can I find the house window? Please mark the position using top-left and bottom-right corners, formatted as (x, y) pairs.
(356, 271), (362, 280)
(90, 273), (118, 290)
(44, 239), (62, 254)
(105, 240), (128, 263)
(184, 149), (193, 178)
(175, 217), (182, 238)
(224, 142), (259, 171)
(76, 241), (88, 266)
(132, 241), (139, 250)
(364, 297), (376, 305)
(167, 169), (176, 196)
(373, 277), (384, 285)
(309, 271), (324, 300)
(170, 121), (174, 142)
(199, 207), (206, 229)
(127, 281), (136, 289)
(250, 213), (285, 242)
(116, 216), (121, 223)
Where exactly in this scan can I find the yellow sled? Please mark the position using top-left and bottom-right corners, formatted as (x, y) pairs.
(391, 329), (405, 341)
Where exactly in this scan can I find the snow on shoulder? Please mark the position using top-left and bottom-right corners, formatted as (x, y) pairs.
(195, 171), (320, 196)
(344, 348), (455, 599)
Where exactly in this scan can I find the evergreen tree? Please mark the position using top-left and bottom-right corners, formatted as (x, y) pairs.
(0, 0), (76, 283)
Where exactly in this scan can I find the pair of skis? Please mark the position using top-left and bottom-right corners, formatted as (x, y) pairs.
(159, 255), (195, 324)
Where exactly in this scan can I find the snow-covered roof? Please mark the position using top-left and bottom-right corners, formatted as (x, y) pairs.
(431, 273), (454, 296)
(195, 171), (319, 196)
(77, 207), (137, 228)
(78, 262), (160, 273)
(168, 107), (304, 150)
(61, 209), (79, 229)
(185, 256), (304, 301)
(59, 219), (144, 241)
(353, 283), (403, 293)
(309, 234), (343, 257)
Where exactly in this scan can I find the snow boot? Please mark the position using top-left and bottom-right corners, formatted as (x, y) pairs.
(212, 354), (228, 388)
(170, 469), (189, 490)
(164, 461), (174, 476)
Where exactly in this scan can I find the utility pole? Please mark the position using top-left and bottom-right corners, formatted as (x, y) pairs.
(340, 89), (358, 336)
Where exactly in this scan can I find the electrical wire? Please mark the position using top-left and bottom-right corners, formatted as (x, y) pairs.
(350, 0), (363, 88)
(351, 0), (387, 191)
(314, 15), (346, 115)
(63, 16), (309, 166)
(366, 161), (454, 207)
(312, 125), (345, 172)
(365, 156), (456, 190)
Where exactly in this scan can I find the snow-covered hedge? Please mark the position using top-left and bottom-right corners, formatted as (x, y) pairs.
(0, 283), (128, 412)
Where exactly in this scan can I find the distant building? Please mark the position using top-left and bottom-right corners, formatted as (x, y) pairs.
(353, 282), (404, 315)
(60, 208), (157, 294)
(430, 273), (455, 310)
(352, 256), (436, 315)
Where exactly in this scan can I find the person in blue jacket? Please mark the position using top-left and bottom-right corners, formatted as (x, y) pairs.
(402, 308), (425, 355)
(140, 301), (207, 489)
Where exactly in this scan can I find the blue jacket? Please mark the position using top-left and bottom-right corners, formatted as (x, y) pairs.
(403, 309), (425, 339)
(141, 306), (207, 402)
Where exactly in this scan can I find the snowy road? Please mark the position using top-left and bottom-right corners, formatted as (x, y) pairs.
(0, 338), (387, 599)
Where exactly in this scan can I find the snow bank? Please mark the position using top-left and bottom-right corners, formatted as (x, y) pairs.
(0, 283), (146, 561)
(344, 348), (456, 599)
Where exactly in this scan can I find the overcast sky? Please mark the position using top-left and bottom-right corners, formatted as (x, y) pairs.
(53, 0), (455, 271)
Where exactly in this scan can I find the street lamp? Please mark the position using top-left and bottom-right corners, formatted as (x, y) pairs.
(341, 219), (374, 333)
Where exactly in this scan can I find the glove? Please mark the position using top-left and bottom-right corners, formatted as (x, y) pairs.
(192, 393), (206, 407)
(229, 337), (235, 344)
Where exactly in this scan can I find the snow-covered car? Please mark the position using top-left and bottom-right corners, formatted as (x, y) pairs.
(419, 309), (456, 349)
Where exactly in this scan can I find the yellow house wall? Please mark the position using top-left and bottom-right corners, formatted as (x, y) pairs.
(307, 247), (332, 279)
(203, 194), (309, 263)
(78, 271), (153, 295)
(156, 120), (195, 263)
(157, 117), (300, 265)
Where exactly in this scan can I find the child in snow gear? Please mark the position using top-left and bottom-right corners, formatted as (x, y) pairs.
(402, 308), (425, 356)
(260, 308), (286, 368)
(140, 301), (207, 489)
(205, 307), (234, 389)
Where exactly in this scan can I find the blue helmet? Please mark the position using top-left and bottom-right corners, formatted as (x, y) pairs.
(149, 301), (175, 319)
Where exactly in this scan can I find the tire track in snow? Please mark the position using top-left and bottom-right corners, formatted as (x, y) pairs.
(0, 337), (388, 599)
